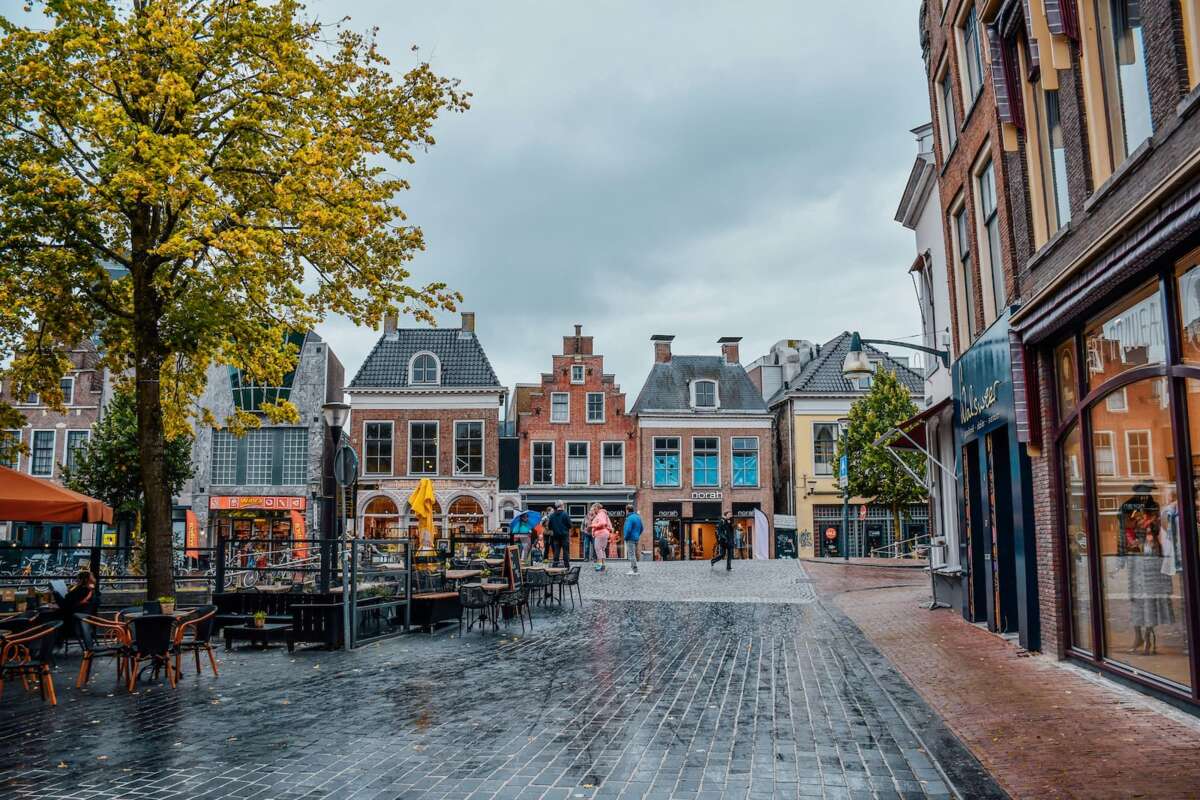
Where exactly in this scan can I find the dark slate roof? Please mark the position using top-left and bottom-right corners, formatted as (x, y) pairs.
(349, 328), (502, 389)
(778, 332), (924, 399)
(631, 356), (768, 413)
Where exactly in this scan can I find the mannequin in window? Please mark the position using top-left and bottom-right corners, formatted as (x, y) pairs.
(1121, 485), (1172, 655)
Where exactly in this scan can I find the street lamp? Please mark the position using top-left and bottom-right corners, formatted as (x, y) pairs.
(322, 401), (351, 432)
(838, 416), (851, 561)
(841, 330), (950, 379)
(321, 401), (351, 592)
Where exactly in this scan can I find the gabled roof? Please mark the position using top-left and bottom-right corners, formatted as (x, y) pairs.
(772, 332), (924, 401)
(631, 356), (768, 414)
(349, 328), (502, 390)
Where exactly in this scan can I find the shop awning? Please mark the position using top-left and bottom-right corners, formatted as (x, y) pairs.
(0, 465), (113, 524)
(887, 397), (953, 451)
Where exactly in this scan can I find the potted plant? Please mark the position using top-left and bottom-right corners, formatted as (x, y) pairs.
(158, 595), (176, 614)
(252, 610), (267, 629)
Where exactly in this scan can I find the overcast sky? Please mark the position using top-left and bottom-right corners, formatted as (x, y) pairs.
(7, 1), (931, 400)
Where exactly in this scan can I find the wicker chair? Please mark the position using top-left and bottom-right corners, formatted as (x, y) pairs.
(0, 621), (63, 704)
(75, 613), (130, 688)
(173, 605), (218, 678)
(126, 615), (177, 692)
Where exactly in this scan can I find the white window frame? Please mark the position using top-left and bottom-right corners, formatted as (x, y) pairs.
(586, 392), (605, 423)
(653, 436), (682, 488)
(1, 429), (21, 471)
(362, 420), (395, 477)
(566, 441), (589, 485)
(407, 420), (440, 477)
(29, 429), (56, 477)
(531, 440), (554, 485)
(1105, 387), (1128, 412)
(948, 192), (975, 350)
(63, 429), (89, 472)
(813, 422), (839, 476)
(60, 375), (75, 407)
(601, 441), (625, 486)
(408, 351), (441, 386)
(956, 2), (985, 107)
(570, 364), (585, 384)
(690, 380), (720, 410)
(453, 419), (485, 476)
(550, 392), (570, 423)
(691, 436), (721, 488)
(1092, 430), (1116, 477)
(1125, 429), (1152, 477)
(732, 436), (760, 488)
(935, 56), (957, 157)
(972, 148), (1003, 325)
(16, 391), (39, 407)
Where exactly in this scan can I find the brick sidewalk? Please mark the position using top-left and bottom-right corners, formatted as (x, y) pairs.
(805, 562), (1200, 800)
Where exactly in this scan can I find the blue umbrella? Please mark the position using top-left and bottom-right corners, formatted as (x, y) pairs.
(509, 509), (541, 533)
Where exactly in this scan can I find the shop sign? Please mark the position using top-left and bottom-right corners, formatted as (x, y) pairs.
(859, 505), (867, 520)
(209, 495), (306, 511)
(824, 526), (837, 541)
(953, 309), (1016, 442)
(691, 491), (722, 500)
(185, 510), (200, 558)
(655, 509), (679, 518)
(734, 510), (756, 518)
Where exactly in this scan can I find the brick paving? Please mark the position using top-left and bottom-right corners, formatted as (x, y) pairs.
(0, 561), (1004, 800)
(805, 561), (1200, 800)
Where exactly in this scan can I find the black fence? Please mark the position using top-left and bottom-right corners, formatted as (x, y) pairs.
(345, 538), (412, 648)
(0, 541), (218, 597)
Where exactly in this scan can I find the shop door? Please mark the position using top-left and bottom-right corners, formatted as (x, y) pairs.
(987, 431), (1020, 635)
(963, 440), (988, 623)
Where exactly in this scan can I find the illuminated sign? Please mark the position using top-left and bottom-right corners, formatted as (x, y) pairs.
(209, 495), (306, 511)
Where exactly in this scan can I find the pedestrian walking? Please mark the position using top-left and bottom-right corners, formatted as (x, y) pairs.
(711, 510), (734, 571)
(589, 503), (613, 572)
(582, 505), (596, 561)
(623, 504), (643, 574)
(548, 501), (572, 569)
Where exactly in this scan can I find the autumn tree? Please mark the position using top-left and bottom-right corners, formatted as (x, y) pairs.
(836, 366), (927, 552)
(0, 1), (466, 597)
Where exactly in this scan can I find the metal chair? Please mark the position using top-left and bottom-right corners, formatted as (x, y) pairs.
(524, 569), (553, 608)
(561, 566), (583, 609)
(458, 585), (493, 635)
(173, 606), (218, 679)
(126, 615), (177, 692)
(75, 613), (129, 688)
(0, 621), (63, 705)
(496, 589), (531, 633)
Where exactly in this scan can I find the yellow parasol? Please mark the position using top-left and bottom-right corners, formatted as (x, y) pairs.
(407, 478), (437, 551)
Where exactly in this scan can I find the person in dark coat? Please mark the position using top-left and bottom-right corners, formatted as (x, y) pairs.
(710, 511), (734, 571)
(547, 501), (573, 569)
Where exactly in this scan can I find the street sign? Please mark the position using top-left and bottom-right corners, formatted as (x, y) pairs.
(838, 455), (848, 487)
(333, 445), (359, 487)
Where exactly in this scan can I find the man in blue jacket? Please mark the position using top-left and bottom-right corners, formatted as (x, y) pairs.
(623, 504), (643, 575)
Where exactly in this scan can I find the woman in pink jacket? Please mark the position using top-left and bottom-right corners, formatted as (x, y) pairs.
(589, 503), (613, 572)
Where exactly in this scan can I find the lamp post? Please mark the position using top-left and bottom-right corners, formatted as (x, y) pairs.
(321, 401), (351, 592)
(838, 416), (851, 561)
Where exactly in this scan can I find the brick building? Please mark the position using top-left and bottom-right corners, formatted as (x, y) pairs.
(919, 0), (1200, 707)
(515, 325), (636, 558)
(0, 339), (110, 546)
(347, 312), (509, 542)
(631, 336), (774, 560)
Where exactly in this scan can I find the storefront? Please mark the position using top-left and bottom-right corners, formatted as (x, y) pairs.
(811, 504), (929, 558)
(209, 495), (308, 564)
(953, 310), (1039, 651)
(652, 503), (682, 560)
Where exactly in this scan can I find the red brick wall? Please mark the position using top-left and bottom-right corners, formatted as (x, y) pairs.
(348, 406), (500, 478)
(516, 349), (637, 486)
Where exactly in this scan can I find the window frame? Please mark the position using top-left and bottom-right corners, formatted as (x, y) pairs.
(601, 441), (625, 485)
(1123, 428), (1152, 476)
(550, 392), (570, 423)
(64, 429), (89, 473)
(691, 436), (720, 488)
(408, 352), (440, 386)
(0, 429), (20, 470)
(407, 420), (440, 477)
(586, 392), (605, 423)
(652, 436), (682, 488)
(973, 151), (1005, 324)
(59, 375), (75, 406)
(813, 422), (839, 476)
(210, 428), (239, 485)
(935, 56), (958, 157)
(1091, 430), (1116, 476)
(363, 420), (395, 477)
(453, 419), (485, 476)
(949, 193), (977, 346)
(956, 3), (986, 107)
(691, 380), (720, 410)
(29, 429), (55, 477)
(531, 440), (554, 485)
(732, 436), (760, 488)
(570, 364), (585, 384)
(566, 441), (589, 485)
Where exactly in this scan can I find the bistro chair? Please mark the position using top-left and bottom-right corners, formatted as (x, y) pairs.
(75, 613), (130, 688)
(524, 569), (553, 608)
(561, 566), (583, 609)
(458, 585), (493, 636)
(0, 621), (62, 705)
(126, 615), (177, 692)
(173, 605), (218, 679)
(496, 589), (531, 634)
(0, 611), (38, 636)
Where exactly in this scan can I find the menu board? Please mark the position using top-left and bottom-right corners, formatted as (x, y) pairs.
(504, 545), (523, 588)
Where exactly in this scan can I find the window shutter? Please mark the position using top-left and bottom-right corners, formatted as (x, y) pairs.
(1021, 0), (1040, 72)
(1045, 0), (1080, 39)
(1002, 32), (1026, 130)
(989, 25), (1021, 128)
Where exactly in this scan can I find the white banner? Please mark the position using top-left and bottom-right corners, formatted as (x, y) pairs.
(753, 509), (770, 559)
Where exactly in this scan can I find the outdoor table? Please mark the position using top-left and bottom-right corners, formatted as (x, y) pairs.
(254, 584), (290, 593)
(224, 623), (291, 651)
(445, 569), (481, 584)
(483, 558), (505, 568)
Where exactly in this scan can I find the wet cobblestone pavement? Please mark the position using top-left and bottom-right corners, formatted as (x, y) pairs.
(0, 561), (1003, 800)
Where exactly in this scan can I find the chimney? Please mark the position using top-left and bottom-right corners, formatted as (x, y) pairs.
(383, 311), (398, 335)
(719, 336), (742, 364)
(460, 311), (475, 334)
(563, 324), (594, 355)
(652, 334), (675, 363)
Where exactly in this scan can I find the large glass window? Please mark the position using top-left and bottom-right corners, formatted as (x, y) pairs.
(602, 442), (624, 485)
(1061, 425), (1094, 653)
(409, 422), (438, 475)
(960, 5), (985, 103)
(1094, 0), (1153, 163)
(653, 437), (681, 487)
(567, 442), (588, 484)
(586, 392), (605, 422)
(532, 442), (553, 484)
(30, 430), (54, 477)
(550, 392), (569, 422)
(692, 438), (719, 487)
(448, 496), (484, 536)
(454, 421), (483, 475)
(364, 422), (393, 475)
(363, 496), (400, 539)
(65, 430), (89, 473)
(1084, 281), (1164, 389)
(1056, 340), (1079, 421)
(732, 437), (759, 487)
(813, 423), (838, 476)
(245, 429), (274, 485)
(210, 429), (238, 484)
(1176, 252), (1200, 365)
(281, 428), (308, 485)
(1091, 379), (1189, 687)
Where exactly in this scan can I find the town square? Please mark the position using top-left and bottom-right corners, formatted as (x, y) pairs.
(4, 1), (1200, 798)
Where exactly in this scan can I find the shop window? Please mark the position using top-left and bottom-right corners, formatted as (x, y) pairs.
(692, 438), (719, 487)
(0, 430), (19, 469)
(601, 442), (624, 485)
(586, 392), (604, 423)
(566, 442), (588, 484)
(813, 423), (838, 476)
(1055, 339), (1079, 421)
(245, 429), (273, 485)
(64, 430), (89, 474)
(454, 421), (483, 475)
(210, 429), (238, 484)
(531, 441), (553, 484)
(1175, 250), (1200, 364)
(281, 428), (307, 485)
(550, 392), (569, 422)
(732, 437), (759, 487)
(570, 364), (585, 384)
(1092, 0), (1154, 167)
(1091, 378), (1190, 688)
(406, 498), (442, 540)
(1093, 431), (1116, 476)
(1083, 280), (1164, 389)
(408, 421), (438, 475)
(364, 421), (393, 475)
(409, 352), (439, 385)
(653, 437), (681, 487)
(936, 61), (957, 156)
(958, 4), (985, 105)
(363, 496), (400, 539)
(448, 496), (485, 535)
(1060, 425), (1094, 653)
(30, 430), (54, 477)
(974, 157), (1005, 318)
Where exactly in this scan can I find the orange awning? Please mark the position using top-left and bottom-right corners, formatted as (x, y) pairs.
(0, 465), (114, 524)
